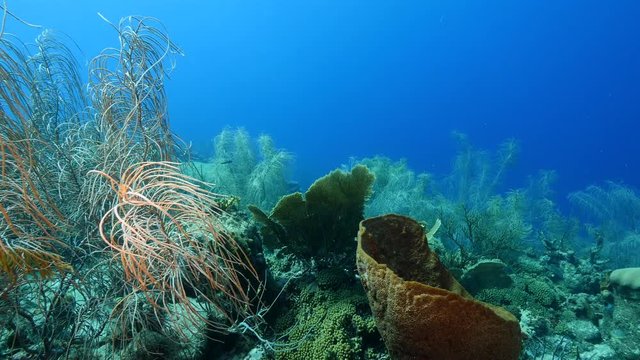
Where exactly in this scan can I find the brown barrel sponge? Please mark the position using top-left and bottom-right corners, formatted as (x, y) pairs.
(356, 214), (522, 360)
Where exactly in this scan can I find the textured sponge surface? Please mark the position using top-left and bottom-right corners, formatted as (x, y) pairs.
(356, 214), (522, 360)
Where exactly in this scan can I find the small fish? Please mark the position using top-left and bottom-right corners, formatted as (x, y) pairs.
(219, 160), (233, 165)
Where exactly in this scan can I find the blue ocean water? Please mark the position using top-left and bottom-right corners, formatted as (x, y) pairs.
(3, 2), (640, 359)
(11, 0), (639, 199)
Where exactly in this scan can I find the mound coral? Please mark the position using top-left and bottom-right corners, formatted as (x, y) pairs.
(609, 267), (640, 300)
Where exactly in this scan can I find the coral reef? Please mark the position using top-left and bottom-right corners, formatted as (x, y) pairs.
(1, 10), (639, 360)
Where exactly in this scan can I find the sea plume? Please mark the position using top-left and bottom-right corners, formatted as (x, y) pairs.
(91, 161), (261, 339)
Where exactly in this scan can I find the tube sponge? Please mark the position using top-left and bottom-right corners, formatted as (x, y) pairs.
(356, 214), (522, 360)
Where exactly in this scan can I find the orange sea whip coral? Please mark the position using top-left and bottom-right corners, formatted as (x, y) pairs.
(91, 161), (260, 337)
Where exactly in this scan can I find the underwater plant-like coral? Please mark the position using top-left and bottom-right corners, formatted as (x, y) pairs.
(0, 29), (110, 358)
(568, 182), (640, 238)
(520, 170), (580, 252)
(569, 182), (640, 269)
(0, 136), (71, 279)
(443, 132), (520, 208)
(206, 128), (256, 196)
(245, 135), (294, 209)
(84, 16), (186, 226)
(0, 32), (82, 279)
(607, 232), (640, 268)
(89, 15), (183, 162)
(1, 15), (268, 358)
(251, 165), (374, 258)
(91, 161), (261, 339)
(357, 156), (435, 219)
(189, 128), (294, 210)
(356, 137), (532, 269)
(438, 191), (532, 267)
